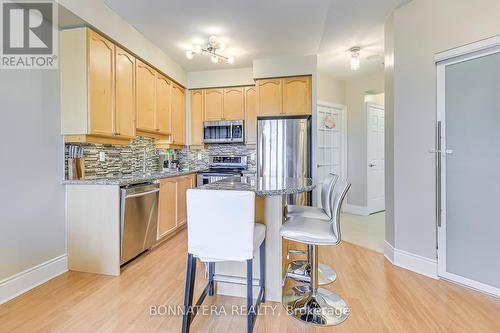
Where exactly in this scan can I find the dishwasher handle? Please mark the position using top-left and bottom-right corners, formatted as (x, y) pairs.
(125, 188), (159, 199)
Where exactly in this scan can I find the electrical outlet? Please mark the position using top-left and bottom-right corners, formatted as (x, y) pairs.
(99, 152), (106, 162)
(197, 153), (202, 160)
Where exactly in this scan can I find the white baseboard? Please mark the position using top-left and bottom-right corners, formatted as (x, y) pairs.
(384, 240), (395, 264)
(383, 241), (437, 279)
(343, 204), (369, 216)
(0, 254), (68, 304)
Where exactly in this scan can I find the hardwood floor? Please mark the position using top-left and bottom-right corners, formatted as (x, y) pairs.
(1, 230), (500, 332)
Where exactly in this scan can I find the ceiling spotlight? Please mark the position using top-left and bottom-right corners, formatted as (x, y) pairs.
(349, 46), (361, 71)
(185, 35), (235, 64)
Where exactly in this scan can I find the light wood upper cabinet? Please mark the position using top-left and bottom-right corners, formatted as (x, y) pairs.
(223, 87), (245, 120)
(244, 86), (257, 144)
(115, 46), (135, 139)
(156, 74), (172, 135)
(256, 76), (311, 117)
(136, 60), (156, 133)
(190, 90), (204, 146)
(171, 83), (186, 146)
(256, 79), (282, 116)
(204, 89), (224, 121)
(283, 76), (311, 115)
(88, 30), (115, 137)
(157, 178), (177, 239)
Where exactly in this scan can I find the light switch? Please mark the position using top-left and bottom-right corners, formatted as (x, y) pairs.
(197, 153), (202, 160)
(251, 152), (256, 161)
(99, 152), (106, 162)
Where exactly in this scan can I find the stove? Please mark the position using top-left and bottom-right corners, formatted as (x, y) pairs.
(197, 155), (247, 186)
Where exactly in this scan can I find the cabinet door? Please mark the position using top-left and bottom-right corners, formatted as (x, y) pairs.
(176, 176), (192, 226)
(115, 46), (135, 139)
(157, 179), (177, 239)
(156, 74), (172, 135)
(256, 79), (282, 116)
(223, 87), (245, 120)
(88, 30), (115, 136)
(171, 83), (186, 145)
(244, 86), (257, 144)
(136, 60), (156, 132)
(204, 89), (224, 121)
(190, 90), (204, 146)
(283, 76), (311, 115)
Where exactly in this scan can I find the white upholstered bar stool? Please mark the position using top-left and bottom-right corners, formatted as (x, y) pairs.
(281, 179), (350, 326)
(182, 189), (265, 333)
(285, 173), (339, 285)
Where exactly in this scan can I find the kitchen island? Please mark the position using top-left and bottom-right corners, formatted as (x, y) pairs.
(199, 176), (315, 302)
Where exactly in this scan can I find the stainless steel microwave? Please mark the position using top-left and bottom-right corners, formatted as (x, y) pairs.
(203, 120), (244, 143)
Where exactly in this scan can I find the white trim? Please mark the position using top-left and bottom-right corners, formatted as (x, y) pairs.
(384, 240), (394, 264)
(0, 254), (68, 304)
(383, 241), (437, 279)
(343, 204), (369, 216)
(435, 34), (500, 62)
(393, 248), (438, 279)
(440, 273), (500, 299)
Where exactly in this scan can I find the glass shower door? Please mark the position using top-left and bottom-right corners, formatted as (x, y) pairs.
(438, 49), (500, 296)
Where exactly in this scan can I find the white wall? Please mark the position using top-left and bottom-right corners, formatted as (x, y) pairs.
(56, 0), (187, 86)
(0, 70), (65, 285)
(384, 13), (395, 248)
(187, 67), (254, 89)
(317, 71), (346, 105)
(345, 71), (384, 207)
(387, 0), (500, 260)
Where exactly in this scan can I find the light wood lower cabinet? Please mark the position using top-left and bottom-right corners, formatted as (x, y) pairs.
(157, 174), (196, 240)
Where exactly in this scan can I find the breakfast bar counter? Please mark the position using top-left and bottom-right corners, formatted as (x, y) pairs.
(198, 176), (315, 302)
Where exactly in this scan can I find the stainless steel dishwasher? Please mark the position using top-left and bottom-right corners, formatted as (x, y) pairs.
(120, 182), (159, 265)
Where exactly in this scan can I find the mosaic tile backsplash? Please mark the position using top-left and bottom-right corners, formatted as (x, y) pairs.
(64, 138), (256, 179)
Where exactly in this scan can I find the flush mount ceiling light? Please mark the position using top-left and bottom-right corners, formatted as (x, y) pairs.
(185, 35), (235, 64)
(349, 46), (361, 71)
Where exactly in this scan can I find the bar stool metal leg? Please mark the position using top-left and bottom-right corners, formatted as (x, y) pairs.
(282, 245), (350, 326)
(182, 254), (197, 333)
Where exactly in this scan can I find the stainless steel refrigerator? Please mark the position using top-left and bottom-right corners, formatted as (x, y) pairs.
(257, 116), (311, 205)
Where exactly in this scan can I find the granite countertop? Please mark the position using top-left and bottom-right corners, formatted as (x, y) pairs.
(198, 176), (315, 196)
(62, 169), (201, 186)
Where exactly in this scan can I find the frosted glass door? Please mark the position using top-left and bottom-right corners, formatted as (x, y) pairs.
(316, 104), (345, 205)
(441, 51), (500, 294)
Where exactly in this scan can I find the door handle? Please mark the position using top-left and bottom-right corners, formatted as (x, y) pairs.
(368, 163), (376, 167)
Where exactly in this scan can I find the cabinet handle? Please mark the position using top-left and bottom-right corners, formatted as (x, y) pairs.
(156, 129), (160, 132)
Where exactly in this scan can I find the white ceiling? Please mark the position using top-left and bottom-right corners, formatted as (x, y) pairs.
(103, 0), (408, 80)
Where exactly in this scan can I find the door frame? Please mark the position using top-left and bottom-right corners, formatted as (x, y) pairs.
(366, 102), (385, 214)
(436, 35), (500, 297)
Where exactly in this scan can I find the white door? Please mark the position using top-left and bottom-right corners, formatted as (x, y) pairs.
(367, 103), (385, 214)
(437, 44), (500, 297)
(316, 102), (346, 205)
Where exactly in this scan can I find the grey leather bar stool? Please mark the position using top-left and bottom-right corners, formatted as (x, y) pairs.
(281, 179), (350, 326)
(285, 173), (339, 286)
